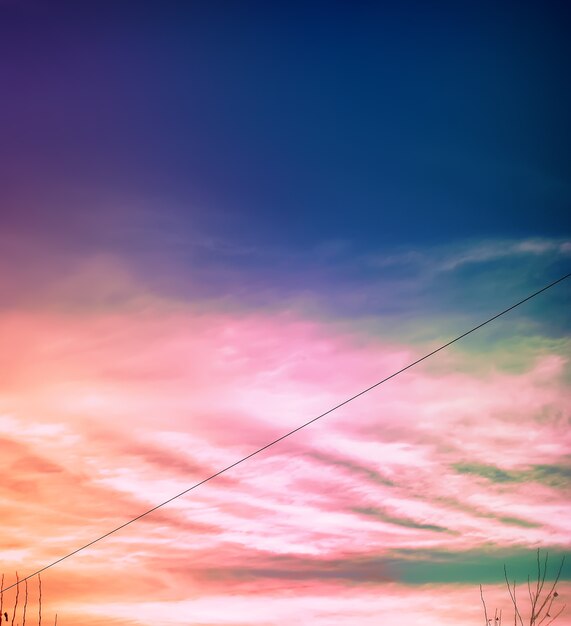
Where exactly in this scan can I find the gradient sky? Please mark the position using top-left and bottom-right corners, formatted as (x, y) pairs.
(0, 1), (570, 625)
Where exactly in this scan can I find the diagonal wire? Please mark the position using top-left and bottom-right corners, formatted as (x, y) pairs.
(1, 271), (570, 593)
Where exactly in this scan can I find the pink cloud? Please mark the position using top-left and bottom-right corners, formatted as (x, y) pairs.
(0, 290), (569, 625)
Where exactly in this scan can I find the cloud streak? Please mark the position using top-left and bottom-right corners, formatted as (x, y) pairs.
(0, 264), (569, 624)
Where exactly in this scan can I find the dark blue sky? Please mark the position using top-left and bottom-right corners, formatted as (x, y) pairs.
(1, 0), (570, 256)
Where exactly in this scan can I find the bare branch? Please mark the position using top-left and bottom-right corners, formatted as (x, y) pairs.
(528, 574), (534, 608)
(545, 604), (566, 626)
(536, 549), (542, 601)
(538, 551), (549, 598)
(538, 594), (557, 626)
(481, 584), (490, 625)
(535, 556), (566, 620)
(37, 575), (41, 626)
(504, 566), (524, 626)
(11, 573), (19, 626)
(480, 551), (566, 626)
(21, 580), (27, 626)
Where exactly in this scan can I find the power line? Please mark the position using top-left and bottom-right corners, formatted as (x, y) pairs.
(2, 271), (570, 594)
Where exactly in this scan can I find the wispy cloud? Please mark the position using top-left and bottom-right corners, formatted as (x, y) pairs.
(0, 267), (569, 623)
(367, 237), (571, 272)
(436, 238), (571, 271)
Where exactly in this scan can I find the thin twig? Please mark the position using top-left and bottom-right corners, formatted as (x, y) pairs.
(538, 595), (557, 626)
(545, 605), (566, 626)
(481, 584), (490, 625)
(528, 574), (535, 614)
(535, 556), (565, 620)
(37, 575), (41, 626)
(21, 579), (27, 626)
(11, 573), (19, 626)
(538, 551), (549, 598)
(532, 551), (550, 624)
(504, 566), (524, 626)
(536, 550), (542, 601)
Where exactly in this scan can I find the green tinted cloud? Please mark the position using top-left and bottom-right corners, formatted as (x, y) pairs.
(391, 548), (570, 585)
(453, 462), (571, 488)
(352, 506), (452, 534)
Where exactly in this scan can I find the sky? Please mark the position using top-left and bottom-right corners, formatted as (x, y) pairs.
(0, 1), (570, 625)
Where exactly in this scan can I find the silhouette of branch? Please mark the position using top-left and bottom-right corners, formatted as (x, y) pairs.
(503, 566), (524, 626)
(544, 604), (565, 626)
(10, 573), (19, 626)
(21, 579), (27, 626)
(481, 584), (490, 625)
(37, 574), (41, 626)
(534, 555), (566, 622)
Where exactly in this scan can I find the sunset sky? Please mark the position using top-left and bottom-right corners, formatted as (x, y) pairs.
(1, 1), (570, 625)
